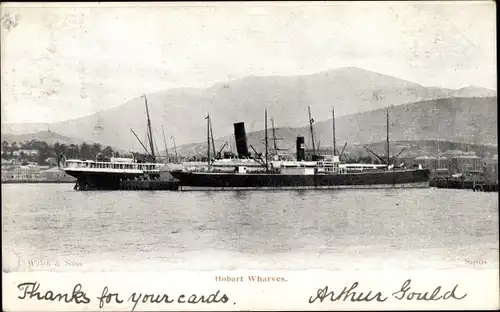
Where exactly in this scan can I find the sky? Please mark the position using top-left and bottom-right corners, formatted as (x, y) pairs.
(1, 1), (496, 124)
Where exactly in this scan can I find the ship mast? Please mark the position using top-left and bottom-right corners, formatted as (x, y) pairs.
(386, 107), (390, 166)
(332, 106), (336, 156)
(271, 117), (278, 152)
(265, 108), (269, 173)
(162, 125), (169, 161)
(144, 94), (156, 162)
(308, 106), (316, 155)
(270, 117), (285, 156)
(209, 117), (216, 159)
(170, 136), (178, 163)
(206, 113), (211, 170)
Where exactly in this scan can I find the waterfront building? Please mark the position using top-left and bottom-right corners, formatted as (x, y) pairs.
(414, 155), (452, 172)
(1, 165), (42, 181)
(482, 155), (498, 183)
(449, 155), (482, 173)
(12, 149), (39, 157)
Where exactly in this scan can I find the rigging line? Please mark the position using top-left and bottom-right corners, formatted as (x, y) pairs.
(152, 134), (161, 159)
(152, 127), (163, 156)
(144, 132), (149, 154)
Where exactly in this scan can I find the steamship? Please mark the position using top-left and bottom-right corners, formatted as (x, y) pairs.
(169, 107), (431, 190)
(61, 95), (179, 191)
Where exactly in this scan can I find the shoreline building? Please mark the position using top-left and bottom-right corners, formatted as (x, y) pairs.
(414, 150), (484, 176)
(482, 154), (498, 183)
(1, 165), (42, 181)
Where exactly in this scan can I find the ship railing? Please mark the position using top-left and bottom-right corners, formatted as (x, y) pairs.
(62, 159), (163, 172)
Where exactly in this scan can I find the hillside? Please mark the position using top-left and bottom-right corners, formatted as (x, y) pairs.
(361, 140), (498, 159)
(1, 131), (97, 146)
(2, 67), (496, 151)
(312, 96), (497, 148)
(172, 96), (497, 157)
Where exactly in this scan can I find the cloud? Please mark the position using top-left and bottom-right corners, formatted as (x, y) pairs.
(1, 2), (496, 123)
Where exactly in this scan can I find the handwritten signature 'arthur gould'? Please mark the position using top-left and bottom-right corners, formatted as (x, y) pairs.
(309, 279), (467, 303)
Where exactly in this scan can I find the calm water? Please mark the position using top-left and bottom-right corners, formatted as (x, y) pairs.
(2, 184), (498, 272)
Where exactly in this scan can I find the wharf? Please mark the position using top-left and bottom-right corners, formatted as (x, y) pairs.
(431, 178), (498, 192)
(2, 179), (76, 184)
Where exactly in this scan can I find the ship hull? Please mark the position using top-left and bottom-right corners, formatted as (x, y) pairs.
(64, 170), (179, 191)
(170, 169), (431, 191)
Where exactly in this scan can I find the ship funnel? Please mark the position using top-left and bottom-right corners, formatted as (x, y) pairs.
(233, 122), (250, 158)
(296, 136), (305, 161)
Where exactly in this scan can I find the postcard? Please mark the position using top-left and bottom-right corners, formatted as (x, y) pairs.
(1, 1), (498, 311)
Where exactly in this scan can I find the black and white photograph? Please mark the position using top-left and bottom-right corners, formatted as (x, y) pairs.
(1, 1), (498, 310)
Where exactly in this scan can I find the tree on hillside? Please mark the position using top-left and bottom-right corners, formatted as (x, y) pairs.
(91, 143), (101, 158)
(53, 142), (61, 156)
(30, 140), (49, 155)
(102, 146), (113, 158)
(67, 144), (79, 158)
(3, 138), (131, 164)
(37, 148), (51, 165)
(79, 142), (91, 160)
(59, 143), (67, 154)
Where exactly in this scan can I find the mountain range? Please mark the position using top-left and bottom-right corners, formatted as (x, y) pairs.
(1, 67), (497, 153)
(170, 96), (497, 157)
